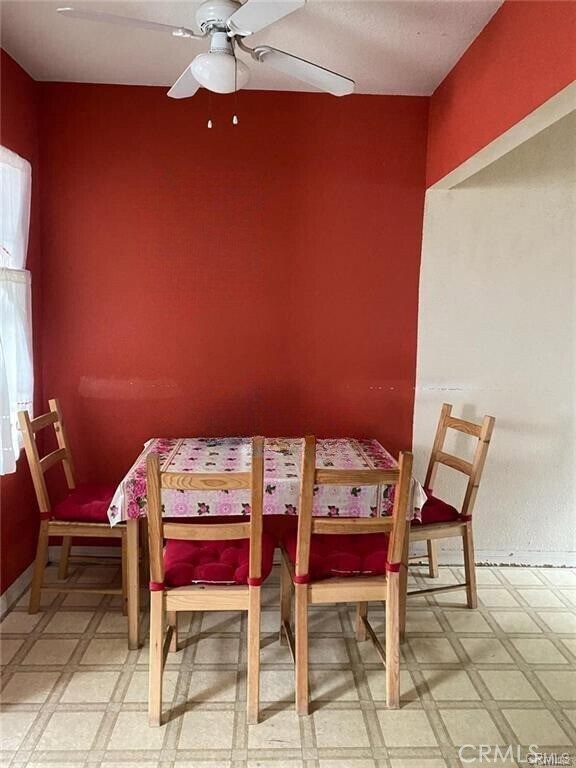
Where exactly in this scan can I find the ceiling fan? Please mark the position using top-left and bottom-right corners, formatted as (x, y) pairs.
(57, 0), (355, 98)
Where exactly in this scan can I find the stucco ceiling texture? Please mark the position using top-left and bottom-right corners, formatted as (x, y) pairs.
(0, 0), (502, 95)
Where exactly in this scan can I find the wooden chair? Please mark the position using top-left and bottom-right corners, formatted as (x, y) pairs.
(146, 435), (272, 726)
(407, 403), (495, 611)
(279, 436), (413, 713)
(18, 399), (126, 613)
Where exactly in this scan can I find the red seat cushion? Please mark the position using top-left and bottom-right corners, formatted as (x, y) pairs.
(52, 483), (116, 523)
(414, 492), (460, 525)
(283, 531), (390, 581)
(163, 533), (276, 587)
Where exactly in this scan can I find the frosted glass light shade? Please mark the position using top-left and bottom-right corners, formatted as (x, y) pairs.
(191, 52), (249, 94)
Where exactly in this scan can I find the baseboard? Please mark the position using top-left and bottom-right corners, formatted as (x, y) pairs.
(0, 562), (34, 618)
(476, 550), (576, 567)
(414, 549), (576, 568)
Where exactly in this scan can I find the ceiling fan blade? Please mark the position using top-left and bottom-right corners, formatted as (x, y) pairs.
(167, 66), (201, 99)
(227, 0), (305, 36)
(56, 7), (202, 38)
(253, 46), (354, 96)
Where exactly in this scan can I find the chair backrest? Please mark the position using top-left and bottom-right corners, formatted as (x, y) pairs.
(294, 436), (414, 581)
(424, 403), (495, 519)
(18, 398), (76, 516)
(147, 436), (265, 588)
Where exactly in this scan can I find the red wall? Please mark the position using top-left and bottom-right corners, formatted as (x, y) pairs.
(0, 50), (43, 593)
(427, 0), (576, 186)
(3, 2), (573, 593)
(38, 85), (428, 487)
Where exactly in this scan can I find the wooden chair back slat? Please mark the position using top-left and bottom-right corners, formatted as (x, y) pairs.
(39, 448), (68, 474)
(18, 398), (77, 516)
(445, 416), (482, 438)
(295, 435), (413, 579)
(435, 451), (473, 476)
(163, 522), (252, 541)
(424, 402), (495, 520)
(29, 411), (59, 433)
(311, 518), (394, 535)
(146, 436), (266, 586)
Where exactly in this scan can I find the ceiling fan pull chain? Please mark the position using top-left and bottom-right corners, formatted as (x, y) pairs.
(232, 42), (239, 125)
(207, 91), (213, 128)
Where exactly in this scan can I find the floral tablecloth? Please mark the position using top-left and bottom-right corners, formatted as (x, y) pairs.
(108, 437), (423, 526)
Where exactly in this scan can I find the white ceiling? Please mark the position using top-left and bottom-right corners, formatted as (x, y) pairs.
(0, 0), (502, 96)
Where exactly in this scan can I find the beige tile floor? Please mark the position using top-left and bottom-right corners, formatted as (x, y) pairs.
(1, 562), (575, 768)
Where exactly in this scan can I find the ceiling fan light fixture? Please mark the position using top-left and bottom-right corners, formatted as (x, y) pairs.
(191, 51), (249, 94)
(190, 31), (249, 94)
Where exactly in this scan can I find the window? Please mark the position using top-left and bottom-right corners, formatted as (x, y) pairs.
(0, 146), (33, 475)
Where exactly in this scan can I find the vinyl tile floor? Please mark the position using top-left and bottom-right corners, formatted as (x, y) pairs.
(1, 562), (575, 768)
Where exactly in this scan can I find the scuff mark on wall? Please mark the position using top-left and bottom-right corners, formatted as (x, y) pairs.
(78, 376), (182, 401)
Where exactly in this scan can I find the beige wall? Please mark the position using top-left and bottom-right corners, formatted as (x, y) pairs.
(414, 112), (576, 565)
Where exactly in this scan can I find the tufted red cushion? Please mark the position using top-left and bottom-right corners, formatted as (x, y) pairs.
(414, 492), (460, 525)
(52, 484), (116, 523)
(163, 533), (276, 587)
(283, 531), (390, 582)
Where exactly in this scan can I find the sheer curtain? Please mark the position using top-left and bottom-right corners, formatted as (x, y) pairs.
(0, 145), (33, 475)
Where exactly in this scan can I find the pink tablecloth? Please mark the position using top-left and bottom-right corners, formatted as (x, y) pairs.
(107, 437), (407, 526)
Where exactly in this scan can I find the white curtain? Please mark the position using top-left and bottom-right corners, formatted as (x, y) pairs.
(0, 146), (33, 475)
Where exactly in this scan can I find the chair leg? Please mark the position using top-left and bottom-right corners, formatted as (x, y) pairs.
(462, 522), (478, 609)
(167, 611), (178, 653)
(148, 590), (164, 726)
(355, 602), (368, 641)
(385, 571), (401, 709)
(58, 537), (72, 580)
(126, 518), (141, 650)
(295, 583), (309, 716)
(246, 586), (261, 725)
(427, 539), (439, 578)
(139, 517), (149, 585)
(121, 531), (128, 617)
(279, 555), (292, 645)
(29, 521), (50, 614)
(398, 534), (409, 642)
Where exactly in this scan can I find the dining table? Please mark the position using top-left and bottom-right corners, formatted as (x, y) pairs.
(106, 436), (425, 648)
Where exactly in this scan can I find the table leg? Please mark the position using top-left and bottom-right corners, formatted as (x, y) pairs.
(127, 518), (140, 649)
